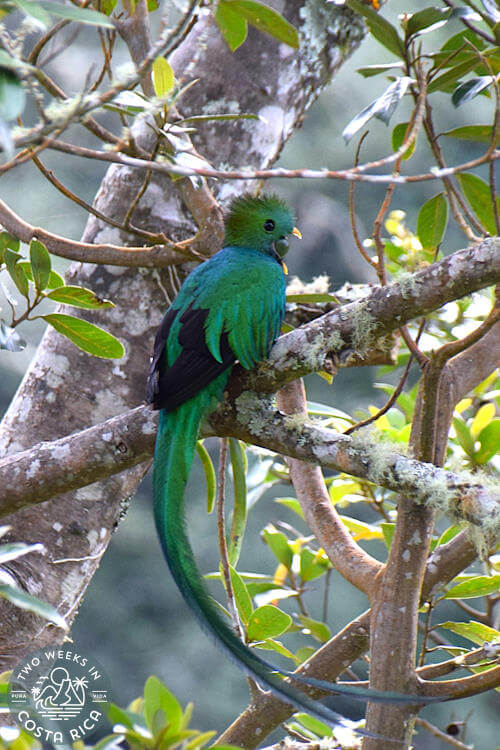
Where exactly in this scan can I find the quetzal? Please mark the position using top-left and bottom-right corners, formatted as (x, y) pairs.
(146, 194), (439, 732)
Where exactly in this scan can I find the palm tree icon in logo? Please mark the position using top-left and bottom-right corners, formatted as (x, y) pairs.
(35, 667), (87, 720)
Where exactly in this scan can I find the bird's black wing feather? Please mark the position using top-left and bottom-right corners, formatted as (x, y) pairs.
(146, 304), (235, 411)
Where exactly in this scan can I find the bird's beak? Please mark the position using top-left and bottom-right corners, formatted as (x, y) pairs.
(292, 227), (302, 239)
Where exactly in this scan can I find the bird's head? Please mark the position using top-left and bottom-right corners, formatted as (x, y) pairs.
(224, 193), (301, 271)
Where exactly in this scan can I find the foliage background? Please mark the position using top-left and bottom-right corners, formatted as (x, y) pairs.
(0, 1), (497, 747)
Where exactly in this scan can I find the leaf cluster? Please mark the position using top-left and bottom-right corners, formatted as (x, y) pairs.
(0, 235), (123, 358)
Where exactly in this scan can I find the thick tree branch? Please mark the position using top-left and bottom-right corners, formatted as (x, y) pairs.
(0, 197), (207, 267)
(1, 399), (498, 534)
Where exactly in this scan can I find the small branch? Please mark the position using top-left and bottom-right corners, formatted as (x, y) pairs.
(39, 135), (500, 186)
(349, 131), (378, 270)
(418, 644), (500, 680)
(414, 717), (473, 750)
(30, 154), (166, 244)
(345, 355), (413, 436)
(276, 380), (382, 597)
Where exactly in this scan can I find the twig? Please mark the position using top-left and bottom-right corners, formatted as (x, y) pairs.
(43, 136), (500, 185)
(345, 318), (427, 436)
(414, 717), (473, 750)
(30, 153), (167, 244)
(349, 131), (379, 270)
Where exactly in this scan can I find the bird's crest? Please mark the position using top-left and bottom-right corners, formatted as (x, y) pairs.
(224, 192), (295, 251)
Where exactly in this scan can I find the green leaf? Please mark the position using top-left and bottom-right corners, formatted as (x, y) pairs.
(254, 638), (298, 662)
(247, 605), (291, 641)
(215, 2), (248, 51)
(0, 231), (19, 261)
(183, 730), (217, 750)
(470, 402), (496, 437)
(29, 239), (51, 292)
(229, 565), (253, 624)
(10, 0), (51, 27)
(26, 0), (114, 27)
(107, 703), (151, 738)
(152, 57), (175, 98)
(436, 524), (462, 546)
(381, 522), (395, 549)
(91, 735), (125, 750)
(453, 416), (475, 456)
(428, 57), (481, 94)
(100, 0), (118, 14)
(45, 285), (114, 309)
(4, 248), (29, 298)
(342, 77), (413, 143)
(417, 193), (448, 249)
(298, 614), (331, 643)
(0, 584), (68, 630)
(406, 7), (451, 38)
(42, 313), (124, 358)
(339, 515), (384, 541)
(441, 124), (500, 146)
(346, 0), (405, 58)
(457, 172), (500, 235)
(143, 676), (182, 736)
(475, 420), (500, 464)
(0, 68), (25, 121)
(391, 122), (416, 160)
(226, 0), (299, 48)
(437, 620), (500, 645)
(18, 262), (64, 289)
(357, 62), (405, 78)
(274, 496), (304, 519)
(293, 713), (332, 739)
(262, 524), (293, 568)
(452, 76), (493, 107)
(228, 438), (247, 566)
(444, 575), (500, 599)
(299, 547), (329, 582)
(196, 441), (216, 513)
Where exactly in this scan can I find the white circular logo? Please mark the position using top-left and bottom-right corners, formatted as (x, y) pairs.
(8, 646), (111, 744)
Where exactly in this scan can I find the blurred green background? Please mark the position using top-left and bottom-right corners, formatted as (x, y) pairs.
(0, 2), (497, 748)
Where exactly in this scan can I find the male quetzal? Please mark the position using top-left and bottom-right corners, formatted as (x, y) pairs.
(146, 194), (439, 731)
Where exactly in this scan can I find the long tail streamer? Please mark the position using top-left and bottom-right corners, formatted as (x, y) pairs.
(153, 401), (442, 739)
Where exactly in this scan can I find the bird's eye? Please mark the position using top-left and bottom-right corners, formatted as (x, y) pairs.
(264, 219), (275, 232)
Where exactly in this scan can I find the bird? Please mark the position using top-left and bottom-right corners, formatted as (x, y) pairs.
(146, 193), (440, 735)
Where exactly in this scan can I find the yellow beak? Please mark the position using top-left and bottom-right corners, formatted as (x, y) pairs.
(292, 227), (302, 239)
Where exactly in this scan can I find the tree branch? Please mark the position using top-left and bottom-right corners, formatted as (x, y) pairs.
(276, 380), (382, 597)
(1, 398), (498, 535)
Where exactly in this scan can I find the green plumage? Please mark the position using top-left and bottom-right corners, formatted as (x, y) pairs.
(147, 194), (442, 736)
